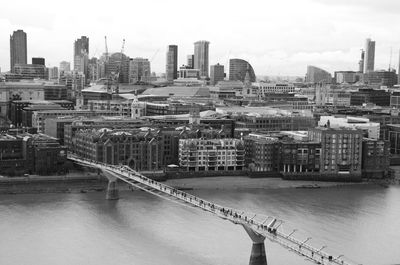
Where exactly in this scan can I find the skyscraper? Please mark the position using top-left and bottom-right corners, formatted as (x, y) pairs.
(358, 50), (365, 73)
(187, 55), (194, 69)
(194, 41), (210, 78)
(398, 49), (400, 85)
(210, 63), (224, 85)
(74, 36), (89, 81)
(10, 30), (27, 72)
(166, 45), (178, 81)
(364, 38), (375, 73)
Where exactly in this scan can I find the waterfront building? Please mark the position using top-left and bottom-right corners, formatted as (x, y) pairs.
(243, 134), (280, 173)
(350, 88), (390, 106)
(309, 127), (363, 179)
(362, 138), (390, 179)
(194, 41), (210, 78)
(10, 30), (27, 72)
(210, 63), (224, 85)
(129, 58), (151, 83)
(179, 138), (244, 171)
(166, 45), (178, 81)
(0, 133), (66, 176)
(229, 59), (256, 83)
(364, 38), (375, 73)
(306, 66), (332, 83)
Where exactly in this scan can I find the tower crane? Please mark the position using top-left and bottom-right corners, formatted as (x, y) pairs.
(114, 39), (126, 94)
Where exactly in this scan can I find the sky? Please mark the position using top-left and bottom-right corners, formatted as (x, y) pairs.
(1, 0), (400, 76)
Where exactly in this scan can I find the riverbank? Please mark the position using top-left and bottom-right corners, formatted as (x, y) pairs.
(0, 171), (392, 195)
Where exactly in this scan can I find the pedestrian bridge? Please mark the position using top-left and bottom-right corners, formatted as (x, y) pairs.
(68, 154), (357, 265)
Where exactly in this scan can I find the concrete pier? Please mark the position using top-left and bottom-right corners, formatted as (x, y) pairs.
(103, 170), (119, 200)
(243, 225), (267, 265)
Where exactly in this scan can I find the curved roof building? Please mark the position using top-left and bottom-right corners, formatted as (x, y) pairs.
(229, 59), (256, 82)
(106, 52), (130, 83)
(306, 65), (332, 83)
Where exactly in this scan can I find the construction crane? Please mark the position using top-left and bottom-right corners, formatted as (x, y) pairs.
(114, 39), (126, 94)
(104, 36), (109, 62)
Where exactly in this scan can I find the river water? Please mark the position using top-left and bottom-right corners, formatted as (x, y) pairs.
(0, 179), (399, 265)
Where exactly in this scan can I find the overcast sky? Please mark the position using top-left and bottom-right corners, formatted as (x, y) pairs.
(1, 0), (400, 76)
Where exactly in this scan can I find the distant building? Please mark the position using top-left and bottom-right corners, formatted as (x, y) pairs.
(364, 38), (375, 73)
(334, 71), (358, 84)
(166, 45), (178, 81)
(48, 67), (58, 81)
(105, 52), (130, 83)
(10, 30), (27, 72)
(306, 66), (332, 83)
(74, 36), (89, 76)
(187, 54), (194, 69)
(315, 84), (351, 106)
(350, 88), (390, 106)
(319, 116), (380, 139)
(178, 66), (200, 79)
(229, 59), (256, 83)
(13, 64), (46, 80)
(194, 41), (210, 78)
(129, 58), (151, 83)
(32, 57), (45, 66)
(59, 61), (71, 73)
(390, 92), (400, 109)
(359, 50), (365, 73)
(210, 63), (224, 85)
(254, 83), (295, 96)
(364, 70), (397, 87)
(179, 138), (244, 171)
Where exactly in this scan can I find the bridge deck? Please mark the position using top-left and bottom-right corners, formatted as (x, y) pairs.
(69, 155), (357, 265)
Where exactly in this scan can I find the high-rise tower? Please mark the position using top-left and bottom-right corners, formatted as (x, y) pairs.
(364, 38), (375, 73)
(358, 50), (365, 73)
(166, 45), (178, 81)
(194, 41), (210, 78)
(10, 30), (27, 72)
(74, 36), (89, 80)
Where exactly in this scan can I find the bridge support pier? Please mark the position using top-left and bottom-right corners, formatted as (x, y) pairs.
(103, 170), (119, 200)
(243, 225), (267, 265)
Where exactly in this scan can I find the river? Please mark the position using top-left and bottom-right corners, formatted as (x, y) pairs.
(0, 178), (399, 265)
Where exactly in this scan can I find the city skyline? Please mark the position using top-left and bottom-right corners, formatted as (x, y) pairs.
(1, 0), (400, 76)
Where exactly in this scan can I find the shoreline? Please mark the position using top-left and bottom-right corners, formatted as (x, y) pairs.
(0, 171), (390, 196)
